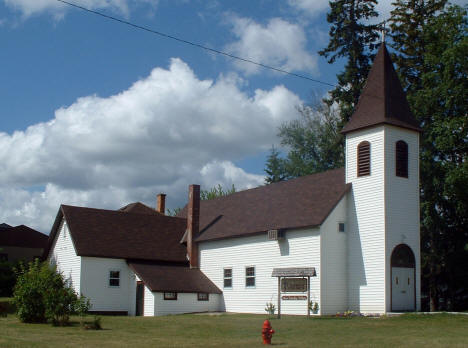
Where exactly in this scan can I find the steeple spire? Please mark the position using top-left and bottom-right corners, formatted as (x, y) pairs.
(341, 43), (421, 134)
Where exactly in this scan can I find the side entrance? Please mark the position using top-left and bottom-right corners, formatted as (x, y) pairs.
(135, 281), (144, 316)
(391, 244), (416, 312)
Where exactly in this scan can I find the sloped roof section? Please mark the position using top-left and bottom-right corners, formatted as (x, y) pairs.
(119, 202), (161, 215)
(0, 225), (48, 248)
(178, 168), (350, 242)
(45, 205), (187, 262)
(341, 43), (421, 134)
(128, 261), (222, 294)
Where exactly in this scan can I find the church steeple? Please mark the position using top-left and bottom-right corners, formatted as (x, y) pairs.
(341, 44), (421, 134)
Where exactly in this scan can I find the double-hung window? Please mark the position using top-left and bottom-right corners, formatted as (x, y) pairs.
(109, 270), (120, 287)
(223, 268), (232, 288)
(245, 266), (255, 287)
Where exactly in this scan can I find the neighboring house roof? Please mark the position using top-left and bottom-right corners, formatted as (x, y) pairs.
(0, 224), (48, 248)
(45, 205), (187, 262)
(118, 202), (162, 215)
(341, 43), (421, 134)
(178, 168), (351, 242)
(128, 261), (222, 294)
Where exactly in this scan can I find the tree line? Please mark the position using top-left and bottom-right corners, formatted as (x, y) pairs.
(265, 0), (467, 311)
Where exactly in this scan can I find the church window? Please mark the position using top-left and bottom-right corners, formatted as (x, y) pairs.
(396, 140), (408, 178)
(223, 268), (232, 288)
(245, 266), (255, 287)
(109, 270), (120, 287)
(357, 141), (371, 176)
(164, 292), (177, 300)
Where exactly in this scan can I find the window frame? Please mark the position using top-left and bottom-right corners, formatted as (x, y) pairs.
(395, 140), (409, 178)
(164, 292), (178, 300)
(108, 269), (121, 288)
(338, 222), (345, 233)
(357, 141), (371, 177)
(223, 267), (233, 289)
(245, 266), (256, 288)
(197, 293), (209, 301)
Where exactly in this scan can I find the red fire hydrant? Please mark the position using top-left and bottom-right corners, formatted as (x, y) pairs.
(261, 319), (275, 345)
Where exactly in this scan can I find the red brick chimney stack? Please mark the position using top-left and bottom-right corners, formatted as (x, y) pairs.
(157, 193), (166, 215)
(187, 185), (200, 268)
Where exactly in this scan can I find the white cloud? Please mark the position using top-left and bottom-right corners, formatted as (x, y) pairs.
(287, 0), (329, 17)
(225, 16), (318, 75)
(2, 0), (158, 19)
(0, 58), (300, 232)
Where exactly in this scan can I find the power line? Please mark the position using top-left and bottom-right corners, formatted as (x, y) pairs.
(55, 0), (336, 88)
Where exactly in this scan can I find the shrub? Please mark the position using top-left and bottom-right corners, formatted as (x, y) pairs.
(13, 259), (87, 325)
(0, 260), (17, 297)
(13, 260), (48, 323)
(265, 302), (276, 316)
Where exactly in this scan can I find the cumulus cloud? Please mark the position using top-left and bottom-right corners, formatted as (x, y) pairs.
(287, 0), (329, 17)
(0, 58), (300, 232)
(2, 0), (158, 19)
(225, 16), (318, 75)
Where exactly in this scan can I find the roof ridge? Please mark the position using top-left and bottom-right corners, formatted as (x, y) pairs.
(199, 167), (345, 204)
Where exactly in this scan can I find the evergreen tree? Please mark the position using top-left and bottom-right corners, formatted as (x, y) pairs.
(390, 2), (467, 310)
(319, 0), (380, 126)
(264, 146), (287, 184)
(200, 184), (236, 200)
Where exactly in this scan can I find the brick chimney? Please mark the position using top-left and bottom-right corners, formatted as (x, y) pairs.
(157, 193), (166, 215)
(187, 185), (200, 268)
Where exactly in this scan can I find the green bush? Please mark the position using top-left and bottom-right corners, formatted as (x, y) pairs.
(13, 260), (87, 325)
(0, 260), (17, 297)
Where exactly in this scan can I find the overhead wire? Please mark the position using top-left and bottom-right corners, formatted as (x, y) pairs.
(55, 0), (337, 88)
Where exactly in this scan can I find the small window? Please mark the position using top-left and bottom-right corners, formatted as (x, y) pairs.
(109, 270), (120, 287)
(223, 268), (232, 288)
(396, 140), (408, 178)
(357, 141), (371, 176)
(197, 293), (209, 301)
(164, 292), (177, 300)
(338, 223), (345, 233)
(245, 266), (255, 287)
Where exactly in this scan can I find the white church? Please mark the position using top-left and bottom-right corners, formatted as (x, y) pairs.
(45, 43), (421, 316)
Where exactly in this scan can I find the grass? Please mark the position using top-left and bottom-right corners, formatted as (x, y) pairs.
(1, 313), (467, 347)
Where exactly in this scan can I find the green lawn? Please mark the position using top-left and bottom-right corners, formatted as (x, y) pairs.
(1, 313), (467, 347)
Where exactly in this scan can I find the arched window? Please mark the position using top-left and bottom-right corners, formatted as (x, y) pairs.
(396, 140), (408, 178)
(391, 244), (415, 268)
(357, 141), (371, 177)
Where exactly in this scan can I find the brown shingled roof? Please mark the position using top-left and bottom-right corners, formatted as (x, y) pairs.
(341, 43), (421, 134)
(128, 261), (222, 294)
(119, 202), (161, 215)
(0, 225), (48, 248)
(178, 167), (350, 242)
(45, 205), (187, 262)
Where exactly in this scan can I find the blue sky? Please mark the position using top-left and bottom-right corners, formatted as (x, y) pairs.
(1, 0), (465, 232)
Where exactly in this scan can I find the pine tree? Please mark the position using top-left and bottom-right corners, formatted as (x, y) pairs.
(264, 146), (287, 184)
(319, 0), (380, 126)
(390, 2), (467, 311)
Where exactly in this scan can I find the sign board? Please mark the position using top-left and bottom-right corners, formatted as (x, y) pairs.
(281, 278), (307, 293)
(282, 295), (307, 300)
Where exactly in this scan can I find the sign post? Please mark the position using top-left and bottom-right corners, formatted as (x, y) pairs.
(272, 267), (316, 319)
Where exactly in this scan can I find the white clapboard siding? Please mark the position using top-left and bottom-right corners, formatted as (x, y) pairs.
(144, 285), (155, 316)
(48, 219), (81, 295)
(320, 196), (348, 314)
(80, 256), (133, 313)
(384, 126), (421, 311)
(346, 126), (386, 313)
(199, 228), (320, 315)
(152, 293), (220, 316)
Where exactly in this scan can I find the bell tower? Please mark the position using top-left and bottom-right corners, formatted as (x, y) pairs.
(342, 44), (421, 313)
